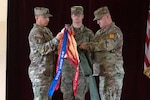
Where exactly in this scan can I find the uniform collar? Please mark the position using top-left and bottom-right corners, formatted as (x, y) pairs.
(100, 22), (115, 33)
(71, 24), (85, 32)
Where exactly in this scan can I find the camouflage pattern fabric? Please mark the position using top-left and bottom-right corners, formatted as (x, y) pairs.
(60, 25), (94, 100)
(28, 24), (59, 100)
(87, 22), (124, 100)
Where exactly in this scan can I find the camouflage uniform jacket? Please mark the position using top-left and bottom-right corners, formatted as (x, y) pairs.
(72, 25), (94, 76)
(87, 22), (124, 75)
(28, 24), (59, 85)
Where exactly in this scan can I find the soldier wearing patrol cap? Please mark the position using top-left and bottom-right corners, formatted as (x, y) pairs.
(71, 6), (84, 15)
(79, 6), (125, 100)
(28, 7), (62, 100)
(93, 6), (110, 21)
(34, 7), (53, 17)
(60, 6), (94, 100)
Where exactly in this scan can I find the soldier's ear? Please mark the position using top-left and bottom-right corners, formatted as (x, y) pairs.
(35, 16), (38, 20)
(106, 13), (111, 19)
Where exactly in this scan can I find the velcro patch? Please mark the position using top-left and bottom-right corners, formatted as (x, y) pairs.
(34, 33), (43, 38)
(109, 33), (115, 39)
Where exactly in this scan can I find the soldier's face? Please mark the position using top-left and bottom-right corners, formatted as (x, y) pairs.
(97, 15), (108, 29)
(71, 14), (84, 23)
(36, 15), (50, 27)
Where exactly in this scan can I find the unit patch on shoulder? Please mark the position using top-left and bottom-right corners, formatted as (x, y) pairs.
(34, 33), (43, 38)
(109, 33), (115, 39)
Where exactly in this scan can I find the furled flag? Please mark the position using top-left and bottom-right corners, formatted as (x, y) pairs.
(64, 27), (80, 96)
(144, 8), (150, 79)
(47, 24), (79, 97)
(47, 26), (68, 97)
(56, 25), (80, 96)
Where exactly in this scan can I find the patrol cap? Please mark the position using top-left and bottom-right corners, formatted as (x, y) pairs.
(71, 6), (84, 15)
(93, 6), (110, 21)
(34, 7), (53, 17)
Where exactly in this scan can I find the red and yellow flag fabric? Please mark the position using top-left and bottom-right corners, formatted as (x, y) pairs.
(66, 29), (79, 95)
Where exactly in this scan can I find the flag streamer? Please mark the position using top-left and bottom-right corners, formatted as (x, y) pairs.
(48, 25), (79, 97)
(47, 28), (68, 97)
(144, 10), (150, 79)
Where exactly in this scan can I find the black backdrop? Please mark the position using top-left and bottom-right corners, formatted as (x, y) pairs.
(7, 0), (150, 100)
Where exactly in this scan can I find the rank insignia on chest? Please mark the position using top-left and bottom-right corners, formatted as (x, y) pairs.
(109, 33), (115, 39)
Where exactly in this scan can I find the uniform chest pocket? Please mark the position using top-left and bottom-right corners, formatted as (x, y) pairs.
(82, 37), (90, 42)
(76, 36), (90, 46)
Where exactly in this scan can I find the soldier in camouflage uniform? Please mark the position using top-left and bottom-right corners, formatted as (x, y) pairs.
(79, 6), (125, 100)
(28, 7), (62, 100)
(60, 6), (94, 100)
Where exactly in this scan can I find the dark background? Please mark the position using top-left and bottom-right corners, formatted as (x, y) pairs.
(7, 0), (150, 100)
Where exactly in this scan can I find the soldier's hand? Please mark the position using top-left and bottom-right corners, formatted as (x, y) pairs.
(56, 32), (63, 40)
(79, 43), (88, 49)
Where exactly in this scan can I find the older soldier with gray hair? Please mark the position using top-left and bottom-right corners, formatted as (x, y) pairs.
(79, 6), (125, 100)
(28, 7), (62, 100)
(60, 6), (94, 100)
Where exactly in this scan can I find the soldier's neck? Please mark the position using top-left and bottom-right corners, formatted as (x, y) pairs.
(72, 22), (82, 29)
(102, 20), (113, 31)
(36, 22), (45, 28)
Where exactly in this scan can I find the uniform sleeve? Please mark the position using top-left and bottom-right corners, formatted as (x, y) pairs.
(29, 30), (59, 55)
(88, 28), (122, 52)
(89, 30), (95, 42)
(76, 29), (94, 46)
